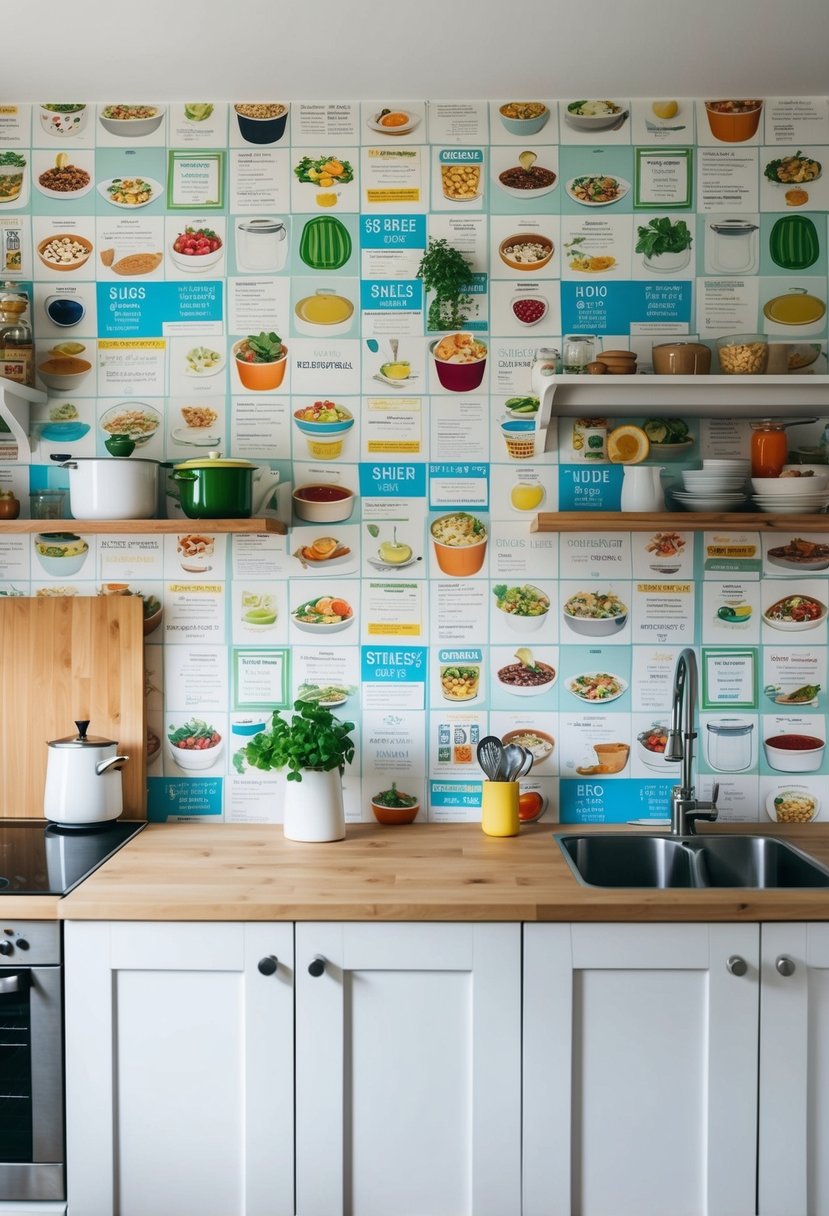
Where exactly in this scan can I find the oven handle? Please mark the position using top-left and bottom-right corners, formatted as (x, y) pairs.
(0, 971), (32, 995)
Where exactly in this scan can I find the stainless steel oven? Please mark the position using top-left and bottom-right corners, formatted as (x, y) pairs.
(0, 819), (145, 1203)
(0, 920), (63, 1201)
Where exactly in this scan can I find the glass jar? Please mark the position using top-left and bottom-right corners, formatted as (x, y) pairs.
(751, 420), (788, 478)
(562, 334), (597, 374)
(0, 284), (33, 387)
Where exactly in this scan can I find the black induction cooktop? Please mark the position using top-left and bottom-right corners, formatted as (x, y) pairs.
(0, 820), (145, 894)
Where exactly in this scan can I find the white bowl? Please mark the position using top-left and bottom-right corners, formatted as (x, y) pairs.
(167, 737), (224, 770)
(367, 109), (419, 136)
(702, 459), (750, 471)
(783, 464), (828, 477)
(39, 104), (89, 137)
(292, 485), (355, 523)
(763, 735), (825, 773)
(564, 101), (625, 130)
(562, 609), (628, 637)
(681, 475), (745, 491)
(636, 729), (681, 770)
(566, 673), (627, 704)
(501, 728), (555, 765)
(751, 475), (829, 495)
(37, 362), (93, 393)
(99, 106), (166, 137)
(99, 402), (162, 447)
(291, 615), (354, 635)
(494, 585), (551, 633)
(765, 786), (820, 823)
(510, 295), (548, 327)
(35, 548), (89, 577)
(495, 661), (557, 696)
(763, 594), (827, 630)
(169, 243), (224, 274)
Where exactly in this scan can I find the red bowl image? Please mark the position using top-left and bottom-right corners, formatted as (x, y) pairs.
(431, 335), (487, 393)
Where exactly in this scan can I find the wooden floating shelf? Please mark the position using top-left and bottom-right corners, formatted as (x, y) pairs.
(533, 512), (829, 532)
(0, 517), (285, 535)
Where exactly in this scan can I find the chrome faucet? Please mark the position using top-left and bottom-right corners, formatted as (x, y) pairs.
(664, 648), (719, 835)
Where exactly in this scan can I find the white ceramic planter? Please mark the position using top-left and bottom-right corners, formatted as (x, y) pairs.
(282, 768), (345, 842)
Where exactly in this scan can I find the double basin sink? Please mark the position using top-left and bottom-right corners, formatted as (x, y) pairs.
(558, 833), (829, 889)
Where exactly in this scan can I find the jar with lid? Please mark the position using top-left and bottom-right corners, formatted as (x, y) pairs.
(0, 283), (34, 387)
(562, 334), (597, 374)
(750, 420), (788, 478)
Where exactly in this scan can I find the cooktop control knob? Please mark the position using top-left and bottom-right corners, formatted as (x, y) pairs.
(0, 941), (13, 956)
(15, 939), (29, 951)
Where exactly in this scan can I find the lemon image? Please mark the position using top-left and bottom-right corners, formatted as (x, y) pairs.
(607, 424), (650, 464)
(510, 483), (545, 512)
(651, 100), (679, 120)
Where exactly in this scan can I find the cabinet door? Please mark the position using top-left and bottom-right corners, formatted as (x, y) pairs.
(295, 922), (521, 1216)
(524, 922), (759, 1216)
(64, 921), (293, 1216)
(759, 922), (829, 1216)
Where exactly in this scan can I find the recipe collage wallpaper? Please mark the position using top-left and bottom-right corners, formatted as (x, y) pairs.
(0, 95), (828, 825)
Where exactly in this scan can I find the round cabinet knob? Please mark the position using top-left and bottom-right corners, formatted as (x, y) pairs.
(726, 954), (748, 977)
(776, 955), (796, 977)
(15, 939), (29, 951)
(257, 956), (278, 976)
(0, 941), (13, 956)
(308, 956), (326, 978)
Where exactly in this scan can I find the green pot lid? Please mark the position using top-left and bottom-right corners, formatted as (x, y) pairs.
(174, 452), (257, 470)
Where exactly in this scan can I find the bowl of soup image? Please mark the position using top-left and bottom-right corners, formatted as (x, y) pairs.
(292, 483), (356, 523)
(294, 289), (355, 336)
(704, 99), (763, 142)
(763, 733), (825, 773)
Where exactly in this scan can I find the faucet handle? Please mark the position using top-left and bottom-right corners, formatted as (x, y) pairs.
(711, 782), (720, 807)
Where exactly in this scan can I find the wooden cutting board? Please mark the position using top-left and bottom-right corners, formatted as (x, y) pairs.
(0, 597), (146, 818)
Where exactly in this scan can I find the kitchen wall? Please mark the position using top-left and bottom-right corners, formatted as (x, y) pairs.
(0, 95), (827, 826)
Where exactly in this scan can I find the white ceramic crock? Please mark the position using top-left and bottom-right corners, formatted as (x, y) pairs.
(61, 457), (158, 520)
(282, 768), (345, 842)
(44, 720), (128, 826)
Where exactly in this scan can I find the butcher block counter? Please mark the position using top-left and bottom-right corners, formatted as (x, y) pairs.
(59, 820), (829, 922)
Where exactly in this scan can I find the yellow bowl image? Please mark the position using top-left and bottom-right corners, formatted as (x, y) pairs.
(306, 437), (343, 460)
(294, 289), (354, 335)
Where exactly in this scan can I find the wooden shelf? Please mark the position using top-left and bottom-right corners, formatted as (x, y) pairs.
(0, 517), (285, 535)
(537, 374), (829, 422)
(533, 512), (829, 532)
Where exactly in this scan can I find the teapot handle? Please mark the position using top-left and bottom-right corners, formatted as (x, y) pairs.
(95, 755), (128, 776)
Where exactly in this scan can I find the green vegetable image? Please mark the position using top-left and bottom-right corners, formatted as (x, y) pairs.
(299, 215), (352, 270)
(635, 217), (693, 258)
(184, 103), (214, 122)
(769, 215), (819, 271)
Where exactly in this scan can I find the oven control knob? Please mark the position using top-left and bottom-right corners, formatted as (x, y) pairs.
(0, 941), (12, 956)
(15, 939), (29, 951)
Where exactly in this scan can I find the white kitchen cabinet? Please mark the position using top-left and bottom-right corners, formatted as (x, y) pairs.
(64, 921), (293, 1216)
(759, 922), (829, 1216)
(294, 922), (522, 1216)
(523, 922), (760, 1216)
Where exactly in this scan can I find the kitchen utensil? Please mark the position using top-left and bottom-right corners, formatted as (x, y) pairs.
(501, 742), (527, 782)
(477, 736), (505, 782)
(60, 456), (158, 520)
(172, 453), (278, 519)
(44, 719), (128, 826)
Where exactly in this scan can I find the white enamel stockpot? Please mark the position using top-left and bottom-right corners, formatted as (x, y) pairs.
(61, 456), (158, 520)
(44, 720), (129, 826)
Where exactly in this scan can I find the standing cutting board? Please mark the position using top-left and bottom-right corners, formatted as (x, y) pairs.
(0, 597), (146, 818)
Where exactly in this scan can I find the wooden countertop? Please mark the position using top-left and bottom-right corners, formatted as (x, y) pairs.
(59, 822), (829, 923)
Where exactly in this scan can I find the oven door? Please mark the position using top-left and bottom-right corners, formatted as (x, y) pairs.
(0, 964), (64, 1201)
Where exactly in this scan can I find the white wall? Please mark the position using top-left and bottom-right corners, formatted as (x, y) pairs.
(6, 0), (829, 102)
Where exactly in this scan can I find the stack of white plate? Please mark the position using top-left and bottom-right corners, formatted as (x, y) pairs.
(751, 473), (829, 514)
(671, 463), (748, 511)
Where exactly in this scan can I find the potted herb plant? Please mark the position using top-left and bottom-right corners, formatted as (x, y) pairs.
(232, 330), (288, 392)
(416, 237), (475, 332)
(238, 700), (356, 841)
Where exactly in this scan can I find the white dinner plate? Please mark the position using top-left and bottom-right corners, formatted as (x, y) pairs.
(96, 176), (163, 209)
(171, 427), (221, 447)
(566, 176), (630, 206)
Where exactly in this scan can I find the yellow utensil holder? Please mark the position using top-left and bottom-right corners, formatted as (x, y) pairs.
(481, 781), (520, 837)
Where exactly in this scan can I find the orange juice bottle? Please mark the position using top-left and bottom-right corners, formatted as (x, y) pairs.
(750, 420), (788, 478)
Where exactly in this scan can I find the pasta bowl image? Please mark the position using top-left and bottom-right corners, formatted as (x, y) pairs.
(99, 402), (161, 447)
(563, 591), (628, 637)
(430, 512), (488, 576)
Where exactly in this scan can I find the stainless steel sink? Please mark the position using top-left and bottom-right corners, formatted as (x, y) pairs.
(558, 834), (829, 889)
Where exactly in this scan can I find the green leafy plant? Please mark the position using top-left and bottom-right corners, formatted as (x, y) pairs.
(0, 152), (26, 167)
(634, 216), (693, 259)
(416, 237), (475, 332)
(235, 700), (355, 782)
(237, 331), (283, 364)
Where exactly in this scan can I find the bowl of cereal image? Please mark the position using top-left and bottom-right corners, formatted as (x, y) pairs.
(234, 102), (289, 144)
(430, 511), (488, 577)
(99, 402), (161, 448)
(430, 333), (487, 393)
(766, 786), (820, 824)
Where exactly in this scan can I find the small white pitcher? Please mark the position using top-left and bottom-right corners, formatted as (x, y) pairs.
(620, 465), (665, 512)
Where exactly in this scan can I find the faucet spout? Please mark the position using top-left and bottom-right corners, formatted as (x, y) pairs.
(667, 648), (718, 836)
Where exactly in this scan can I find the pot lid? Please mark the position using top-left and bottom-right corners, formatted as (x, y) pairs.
(60, 456), (158, 466)
(48, 719), (118, 749)
(237, 218), (285, 233)
(709, 219), (759, 234)
(174, 452), (257, 470)
(706, 718), (754, 735)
